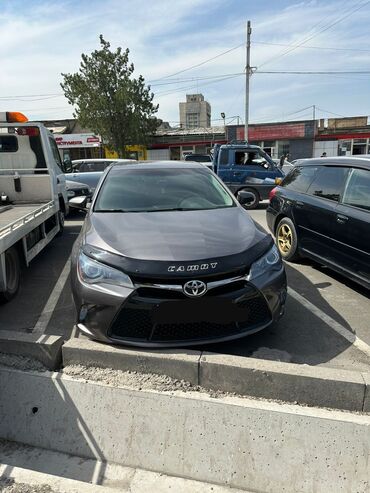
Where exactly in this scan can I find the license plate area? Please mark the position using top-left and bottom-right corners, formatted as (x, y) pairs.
(152, 298), (249, 325)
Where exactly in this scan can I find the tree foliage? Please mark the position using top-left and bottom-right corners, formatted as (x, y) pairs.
(61, 35), (159, 157)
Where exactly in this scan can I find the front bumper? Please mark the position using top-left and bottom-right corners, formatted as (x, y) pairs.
(71, 265), (287, 348)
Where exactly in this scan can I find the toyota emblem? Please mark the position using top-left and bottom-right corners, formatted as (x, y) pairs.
(183, 280), (207, 298)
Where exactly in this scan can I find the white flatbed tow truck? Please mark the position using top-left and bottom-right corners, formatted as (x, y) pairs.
(0, 112), (69, 302)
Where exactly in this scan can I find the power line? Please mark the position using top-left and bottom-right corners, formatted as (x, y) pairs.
(0, 94), (63, 101)
(256, 70), (370, 74)
(251, 105), (314, 123)
(154, 74), (243, 98)
(258, 0), (370, 68)
(150, 43), (244, 81)
(150, 73), (244, 86)
(253, 40), (370, 53)
(315, 107), (345, 117)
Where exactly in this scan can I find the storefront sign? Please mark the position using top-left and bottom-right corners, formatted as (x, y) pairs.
(55, 134), (101, 148)
(237, 123), (306, 141)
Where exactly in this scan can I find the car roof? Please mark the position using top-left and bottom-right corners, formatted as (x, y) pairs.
(109, 160), (207, 171)
(72, 158), (133, 163)
(185, 153), (210, 157)
(220, 144), (261, 150)
(297, 157), (370, 169)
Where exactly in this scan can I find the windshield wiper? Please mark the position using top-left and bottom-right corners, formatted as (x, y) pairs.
(143, 207), (199, 212)
(95, 209), (131, 212)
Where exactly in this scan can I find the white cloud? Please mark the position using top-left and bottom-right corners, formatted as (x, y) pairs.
(0, 0), (369, 124)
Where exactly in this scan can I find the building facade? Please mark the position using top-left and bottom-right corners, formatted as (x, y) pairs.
(179, 94), (211, 129)
(314, 116), (370, 157)
(148, 126), (226, 160)
(40, 119), (103, 161)
(227, 120), (316, 161)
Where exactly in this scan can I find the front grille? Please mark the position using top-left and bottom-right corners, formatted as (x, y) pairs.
(108, 283), (271, 343)
(130, 267), (247, 285)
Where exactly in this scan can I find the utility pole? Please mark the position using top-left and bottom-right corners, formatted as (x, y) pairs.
(245, 20), (252, 142)
(312, 105), (316, 121)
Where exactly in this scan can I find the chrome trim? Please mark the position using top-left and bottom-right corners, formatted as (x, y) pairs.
(134, 273), (248, 292)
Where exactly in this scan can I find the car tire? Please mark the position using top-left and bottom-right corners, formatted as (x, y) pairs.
(0, 247), (20, 303)
(57, 210), (65, 236)
(240, 188), (259, 209)
(276, 217), (300, 261)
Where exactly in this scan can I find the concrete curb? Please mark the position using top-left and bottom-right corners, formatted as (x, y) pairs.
(62, 338), (201, 384)
(0, 330), (63, 370)
(199, 352), (367, 412)
(1, 367), (370, 493)
(61, 338), (370, 412)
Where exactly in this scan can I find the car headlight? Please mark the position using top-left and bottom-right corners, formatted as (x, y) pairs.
(248, 244), (282, 281)
(78, 251), (133, 288)
(67, 190), (76, 198)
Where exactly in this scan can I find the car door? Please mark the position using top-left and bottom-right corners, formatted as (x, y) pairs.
(293, 165), (349, 263)
(333, 167), (370, 285)
(216, 148), (233, 188)
(232, 150), (281, 184)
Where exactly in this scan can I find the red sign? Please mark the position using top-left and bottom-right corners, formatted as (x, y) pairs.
(237, 123), (306, 141)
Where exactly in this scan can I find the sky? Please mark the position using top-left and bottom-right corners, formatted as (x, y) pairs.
(1, 0), (370, 127)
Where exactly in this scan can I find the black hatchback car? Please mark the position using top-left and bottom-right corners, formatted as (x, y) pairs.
(266, 158), (370, 289)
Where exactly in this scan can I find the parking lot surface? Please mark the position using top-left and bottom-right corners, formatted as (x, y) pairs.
(0, 206), (369, 372)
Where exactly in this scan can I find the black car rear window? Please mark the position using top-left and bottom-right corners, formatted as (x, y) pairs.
(342, 168), (370, 211)
(282, 166), (318, 193)
(306, 166), (349, 202)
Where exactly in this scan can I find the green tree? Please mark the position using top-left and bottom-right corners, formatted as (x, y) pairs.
(61, 35), (159, 157)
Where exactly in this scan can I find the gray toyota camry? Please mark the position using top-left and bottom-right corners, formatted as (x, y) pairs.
(70, 161), (287, 347)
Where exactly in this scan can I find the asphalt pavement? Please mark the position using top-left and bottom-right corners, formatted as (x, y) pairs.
(0, 205), (369, 372)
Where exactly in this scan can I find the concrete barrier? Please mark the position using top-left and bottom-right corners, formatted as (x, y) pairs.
(62, 338), (201, 385)
(0, 367), (369, 493)
(0, 330), (63, 370)
(199, 352), (367, 411)
(62, 339), (370, 412)
(363, 372), (370, 413)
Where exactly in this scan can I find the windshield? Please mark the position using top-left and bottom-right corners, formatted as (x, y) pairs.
(94, 167), (235, 212)
(234, 149), (274, 167)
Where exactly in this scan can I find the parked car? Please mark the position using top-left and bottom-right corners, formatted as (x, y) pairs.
(66, 180), (92, 200)
(272, 158), (294, 175)
(266, 157), (370, 289)
(70, 161), (287, 347)
(65, 158), (133, 193)
(184, 154), (213, 170)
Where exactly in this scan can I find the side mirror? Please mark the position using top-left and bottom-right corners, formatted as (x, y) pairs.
(63, 158), (72, 173)
(237, 190), (255, 206)
(275, 177), (282, 185)
(69, 196), (88, 211)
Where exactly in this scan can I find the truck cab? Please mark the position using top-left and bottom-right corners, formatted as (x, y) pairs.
(0, 112), (69, 302)
(213, 142), (284, 208)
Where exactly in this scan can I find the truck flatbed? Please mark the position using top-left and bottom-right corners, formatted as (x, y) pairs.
(0, 201), (56, 252)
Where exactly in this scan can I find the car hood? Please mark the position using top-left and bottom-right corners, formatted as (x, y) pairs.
(66, 180), (89, 190)
(81, 207), (273, 278)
